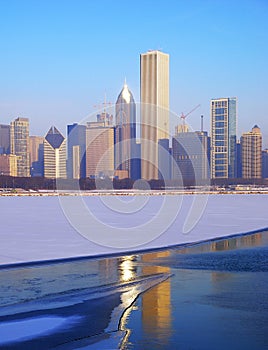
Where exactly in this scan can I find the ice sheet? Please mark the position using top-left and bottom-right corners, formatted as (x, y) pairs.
(0, 194), (267, 265)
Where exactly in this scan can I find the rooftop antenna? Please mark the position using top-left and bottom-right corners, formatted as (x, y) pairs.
(201, 115), (204, 132)
(93, 92), (112, 126)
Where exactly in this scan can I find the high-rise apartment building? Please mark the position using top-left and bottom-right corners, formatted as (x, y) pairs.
(0, 124), (10, 154)
(29, 136), (44, 177)
(115, 82), (136, 179)
(140, 50), (169, 180)
(0, 154), (18, 176)
(210, 97), (237, 179)
(10, 117), (30, 177)
(86, 122), (114, 178)
(241, 125), (262, 179)
(67, 123), (86, 179)
(44, 126), (66, 179)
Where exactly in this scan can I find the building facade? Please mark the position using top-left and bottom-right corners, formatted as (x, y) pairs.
(29, 136), (44, 177)
(67, 123), (86, 179)
(172, 130), (210, 182)
(140, 50), (169, 180)
(10, 117), (30, 177)
(0, 124), (10, 154)
(44, 126), (67, 179)
(115, 82), (136, 179)
(0, 154), (18, 176)
(241, 125), (262, 179)
(262, 149), (268, 179)
(210, 97), (237, 179)
(86, 122), (114, 178)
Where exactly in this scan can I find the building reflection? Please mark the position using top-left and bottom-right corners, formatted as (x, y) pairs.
(176, 232), (263, 255)
(98, 258), (119, 284)
(119, 255), (138, 282)
(209, 233), (262, 284)
(141, 251), (172, 344)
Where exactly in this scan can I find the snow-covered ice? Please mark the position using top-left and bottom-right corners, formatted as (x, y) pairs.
(0, 194), (267, 266)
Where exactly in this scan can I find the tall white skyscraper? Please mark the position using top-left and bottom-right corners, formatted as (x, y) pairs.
(140, 50), (169, 180)
(44, 126), (67, 179)
(210, 97), (237, 179)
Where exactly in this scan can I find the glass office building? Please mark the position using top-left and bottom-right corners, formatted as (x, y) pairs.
(210, 97), (237, 179)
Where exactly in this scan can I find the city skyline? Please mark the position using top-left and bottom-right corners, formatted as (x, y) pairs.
(0, 1), (267, 147)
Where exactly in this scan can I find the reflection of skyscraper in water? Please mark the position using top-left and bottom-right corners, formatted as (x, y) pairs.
(115, 82), (137, 180)
(210, 233), (263, 252)
(210, 233), (263, 284)
(119, 255), (138, 282)
(98, 258), (119, 284)
(141, 251), (171, 343)
(98, 255), (138, 285)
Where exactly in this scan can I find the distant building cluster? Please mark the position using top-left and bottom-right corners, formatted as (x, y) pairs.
(0, 50), (267, 184)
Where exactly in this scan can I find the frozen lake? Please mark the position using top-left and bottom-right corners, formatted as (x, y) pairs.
(0, 194), (268, 265)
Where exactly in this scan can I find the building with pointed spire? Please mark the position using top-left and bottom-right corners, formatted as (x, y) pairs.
(44, 126), (66, 179)
(115, 81), (137, 179)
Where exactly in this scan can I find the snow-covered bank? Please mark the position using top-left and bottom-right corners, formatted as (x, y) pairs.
(0, 194), (267, 266)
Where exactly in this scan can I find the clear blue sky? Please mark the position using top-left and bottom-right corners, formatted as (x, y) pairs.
(0, 0), (267, 146)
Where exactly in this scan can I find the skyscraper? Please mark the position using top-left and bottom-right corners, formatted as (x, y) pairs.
(140, 50), (169, 180)
(29, 136), (44, 177)
(210, 97), (237, 179)
(67, 123), (86, 179)
(44, 126), (66, 179)
(262, 149), (268, 179)
(0, 154), (18, 176)
(241, 125), (262, 179)
(0, 124), (10, 154)
(85, 122), (114, 178)
(172, 130), (210, 182)
(115, 82), (136, 179)
(10, 117), (30, 177)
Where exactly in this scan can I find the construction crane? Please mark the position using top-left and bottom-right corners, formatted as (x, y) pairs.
(179, 104), (201, 126)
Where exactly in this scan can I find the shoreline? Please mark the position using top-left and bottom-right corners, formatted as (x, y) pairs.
(1, 228), (267, 270)
(1, 189), (268, 196)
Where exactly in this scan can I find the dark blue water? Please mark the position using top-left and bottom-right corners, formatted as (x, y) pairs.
(0, 231), (267, 349)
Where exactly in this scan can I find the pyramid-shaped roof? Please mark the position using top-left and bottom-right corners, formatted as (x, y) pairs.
(45, 126), (65, 149)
